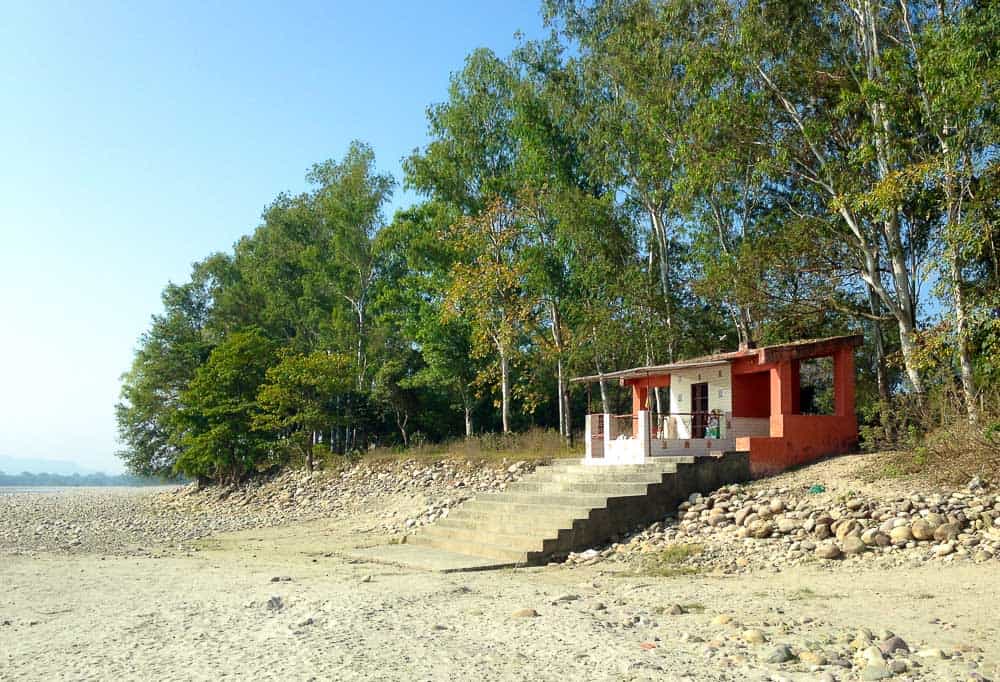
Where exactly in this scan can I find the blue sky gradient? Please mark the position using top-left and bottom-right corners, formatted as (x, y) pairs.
(0, 1), (545, 473)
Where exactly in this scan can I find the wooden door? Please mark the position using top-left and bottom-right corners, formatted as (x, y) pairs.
(691, 382), (709, 438)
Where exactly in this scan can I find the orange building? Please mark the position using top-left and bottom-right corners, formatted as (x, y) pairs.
(573, 335), (861, 476)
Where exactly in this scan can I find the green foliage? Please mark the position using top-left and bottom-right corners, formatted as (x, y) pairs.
(173, 330), (278, 484)
(0, 471), (175, 487)
(255, 350), (354, 469)
(118, 1), (1000, 483)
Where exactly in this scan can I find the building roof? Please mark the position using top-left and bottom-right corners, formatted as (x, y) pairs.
(569, 334), (863, 384)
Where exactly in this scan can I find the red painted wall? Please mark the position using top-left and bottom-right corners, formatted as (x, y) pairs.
(738, 346), (859, 475)
(731, 370), (770, 418)
(738, 415), (858, 476)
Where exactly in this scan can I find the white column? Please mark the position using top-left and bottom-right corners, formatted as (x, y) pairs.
(638, 410), (651, 462)
(585, 414), (594, 460)
(603, 413), (612, 463)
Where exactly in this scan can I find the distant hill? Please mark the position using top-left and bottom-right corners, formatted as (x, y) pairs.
(0, 455), (98, 476)
(0, 470), (173, 487)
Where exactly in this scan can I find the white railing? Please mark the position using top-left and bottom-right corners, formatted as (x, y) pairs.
(585, 410), (734, 465)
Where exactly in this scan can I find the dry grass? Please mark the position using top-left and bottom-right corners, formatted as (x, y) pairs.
(637, 543), (705, 578)
(863, 415), (1000, 487)
(361, 428), (576, 467)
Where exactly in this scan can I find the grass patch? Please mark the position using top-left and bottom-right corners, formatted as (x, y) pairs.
(787, 587), (820, 601)
(651, 602), (706, 614)
(635, 543), (704, 578)
(657, 543), (704, 564)
(860, 399), (1000, 487)
(359, 428), (573, 467)
(641, 565), (702, 578)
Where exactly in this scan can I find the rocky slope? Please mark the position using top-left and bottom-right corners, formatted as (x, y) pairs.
(0, 458), (534, 556)
(564, 454), (999, 574)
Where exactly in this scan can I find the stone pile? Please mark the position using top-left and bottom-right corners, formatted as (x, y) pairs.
(565, 478), (999, 572)
(164, 458), (533, 534)
(0, 458), (533, 556)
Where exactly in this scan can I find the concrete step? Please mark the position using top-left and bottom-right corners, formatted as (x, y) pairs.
(416, 524), (551, 553)
(401, 451), (751, 566)
(487, 491), (618, 508)
(446, 502), (590, 527)
(506, 480), (655, 496)
(547, 460), (691, 472)
(523, 466), (678, 485)
(435, 514), (578, 536)
(406, 532), (533, 564)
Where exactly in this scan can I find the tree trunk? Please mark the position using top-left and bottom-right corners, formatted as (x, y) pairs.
(397, 411), (410, 447)
(948, 241), (979, 422)
(866, 284), (890, 404)
(464, 404), (473, 438)
(649, 208), (675, 362)
(563, 388), (573, 448)
(556, 357), (565, 440)
(594, 357), (610, 414)
(499, 349), (511, 433)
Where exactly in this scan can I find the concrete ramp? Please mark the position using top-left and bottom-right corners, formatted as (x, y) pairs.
(405, 452), (750, 566)
(341, 544), (517, 573)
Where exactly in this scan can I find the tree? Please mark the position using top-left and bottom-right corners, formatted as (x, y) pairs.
(737, 0), (932, 394)
(371, 353), (423, 447)
(172, 330), (277, 484)
(445, 197), (533, 433)
(254, 350), (354, 470)
(893, 0), (1000, 420)
(308, 141), (395, 390)
(115, 255), (231, 477)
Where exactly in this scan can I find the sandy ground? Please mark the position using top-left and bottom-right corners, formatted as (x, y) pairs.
(2, 484), (999, 681)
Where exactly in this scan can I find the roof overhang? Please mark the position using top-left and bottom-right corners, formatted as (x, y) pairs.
(570, 360), (732, 384)
(570, 334), (865, 384)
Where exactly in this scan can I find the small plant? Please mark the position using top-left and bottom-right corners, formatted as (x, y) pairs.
(657, 543), (704, 564)
(636, 543), (705, 578)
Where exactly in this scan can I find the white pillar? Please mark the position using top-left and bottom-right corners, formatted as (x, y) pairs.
(585, 414), (594, 460)
(603, 413), (612, 462)
(638, 410), (651, 462)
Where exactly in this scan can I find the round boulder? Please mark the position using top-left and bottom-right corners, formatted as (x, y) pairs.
(815, 543), (842, 560)
(910, 519), (934, 541)
(889, 525), (913, 545)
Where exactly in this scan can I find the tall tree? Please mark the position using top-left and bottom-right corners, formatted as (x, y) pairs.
(172, 330), (277, 484)
(445, 198), (533, 433)
(115, 254), (232, 477)
(255, 350), (354, 470)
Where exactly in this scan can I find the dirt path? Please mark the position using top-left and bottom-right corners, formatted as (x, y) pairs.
(3, 502), (997, 681)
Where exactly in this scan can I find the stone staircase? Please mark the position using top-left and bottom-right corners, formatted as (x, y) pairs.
(405, 452), (749, 565)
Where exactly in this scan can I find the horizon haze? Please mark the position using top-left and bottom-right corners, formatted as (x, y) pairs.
(0, 1), (545, 475)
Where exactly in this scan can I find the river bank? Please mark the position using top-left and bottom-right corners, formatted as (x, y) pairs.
(2, 454), (998, 681)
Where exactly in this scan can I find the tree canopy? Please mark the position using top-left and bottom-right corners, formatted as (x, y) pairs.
(117, 0), (999, 482)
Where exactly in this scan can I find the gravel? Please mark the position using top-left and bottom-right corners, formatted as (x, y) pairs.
(0, 459), (531, 557)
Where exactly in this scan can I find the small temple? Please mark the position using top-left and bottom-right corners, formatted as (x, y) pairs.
(571, 335), (861, 476)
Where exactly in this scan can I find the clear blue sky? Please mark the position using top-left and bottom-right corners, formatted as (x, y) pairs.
(0, 1), (546, 473)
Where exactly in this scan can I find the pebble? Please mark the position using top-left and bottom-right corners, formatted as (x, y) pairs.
(879, 635), (909, 655)
(764, 644), (795, 663)
(816, 543), (842, 560)
(861, 663), (893, 680)
(512, 608), (539, 618)
(0, 458), (531, 557)
(916, 647), (949, 659)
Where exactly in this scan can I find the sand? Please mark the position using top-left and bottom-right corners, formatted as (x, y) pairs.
(2, 485), (999, 681)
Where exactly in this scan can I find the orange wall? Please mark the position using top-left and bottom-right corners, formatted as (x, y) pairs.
(737, 414), (858, 476)
(736, 346), (858, 476)
(731, 370), (770, 418)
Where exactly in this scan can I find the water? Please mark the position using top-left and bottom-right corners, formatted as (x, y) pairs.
(0, 487), (70, 495)
(0, 486), (177, 496)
